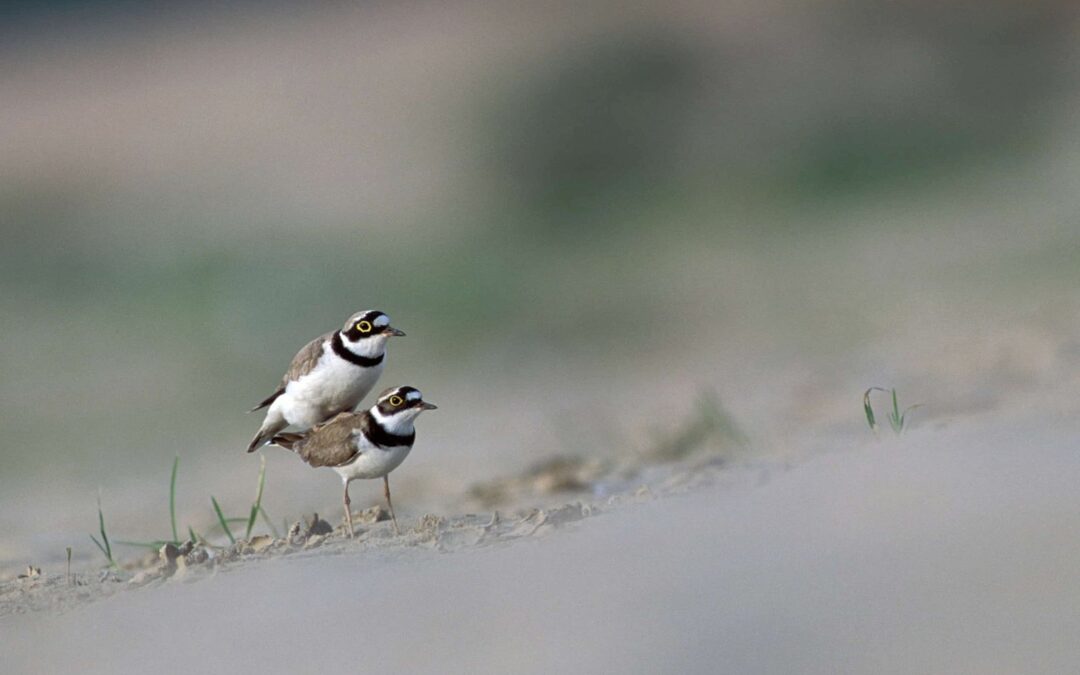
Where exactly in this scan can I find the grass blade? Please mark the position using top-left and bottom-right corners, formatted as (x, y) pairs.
(169, 455), (180, 543)
(245, 455), (267, 540)
(863, 388), (878, 432)
(899, 404), (923, 434)
(889, 389), (902, 433)
(90, 535), (108, 558)
(211, 496), (235, 545)
(864, 387), (890, 433)
(259, 506), (281, 539)
(95, 492), (116, 568)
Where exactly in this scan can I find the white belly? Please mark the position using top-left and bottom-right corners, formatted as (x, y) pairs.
(334, 445), (412, 481)
(273, 351), (384, 429)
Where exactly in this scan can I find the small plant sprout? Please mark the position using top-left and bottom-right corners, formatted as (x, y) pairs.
(245, 455), (267, 540)
(863, 387), (922, 436)
(169, 455), (180, 544)
(89, 491), (117, 569)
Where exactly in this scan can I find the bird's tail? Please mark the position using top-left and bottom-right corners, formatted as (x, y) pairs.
(247, 419), (288, 453)
(269, 432), (306, 451)
(249, 387), (285, 413)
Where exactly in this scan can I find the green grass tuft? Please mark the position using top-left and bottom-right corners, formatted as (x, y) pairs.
(89, 458), (275, 565)
(863, 387), (921, 436)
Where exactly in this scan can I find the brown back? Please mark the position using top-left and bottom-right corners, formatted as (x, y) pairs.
(294, 411), (365, 468)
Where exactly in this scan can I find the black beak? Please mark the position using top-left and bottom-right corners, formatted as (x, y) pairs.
(386, 326), (406, 337)
(420, 401), (438, 410)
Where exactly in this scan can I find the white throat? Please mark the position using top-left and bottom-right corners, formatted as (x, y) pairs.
(371, 407), (416, 435)
(342, 334), (389, 358)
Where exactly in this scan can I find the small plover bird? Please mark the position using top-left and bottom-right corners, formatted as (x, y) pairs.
(247, 310), (405, 452)
(271, 386), (437, 536)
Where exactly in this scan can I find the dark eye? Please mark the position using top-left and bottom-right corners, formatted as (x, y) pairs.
(356, 320), (372, 333)
(389, 395), (404, 407)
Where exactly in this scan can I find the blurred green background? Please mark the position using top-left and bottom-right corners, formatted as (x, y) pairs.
(2, 0), (1079, 564)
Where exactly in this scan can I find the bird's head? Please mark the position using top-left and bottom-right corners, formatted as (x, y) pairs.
(340, 310), (405, 356)
(372, 386), (437, 431)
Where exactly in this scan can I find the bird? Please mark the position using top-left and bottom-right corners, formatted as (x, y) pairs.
(270, 386), (437, 536)
(247, 310), (405, 452)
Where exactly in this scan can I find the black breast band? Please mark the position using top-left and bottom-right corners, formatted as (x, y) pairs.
(331, 331), (385, 368)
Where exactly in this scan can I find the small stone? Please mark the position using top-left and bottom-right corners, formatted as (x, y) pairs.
(157, 543), (180, 578)
(184, 547), (209, 566)
(17, 566), (41, 579)
(306, 513), (333, 537)
(244, 535), (274, 553)
(159, 543), (180, 563)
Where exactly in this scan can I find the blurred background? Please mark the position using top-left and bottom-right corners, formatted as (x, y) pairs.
(2, 0), (1080, 568)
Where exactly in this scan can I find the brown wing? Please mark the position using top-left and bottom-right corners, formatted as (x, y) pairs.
(295, 411), (365, 468)
(283, 331), (334, 383)
(249, 331), (333, 411)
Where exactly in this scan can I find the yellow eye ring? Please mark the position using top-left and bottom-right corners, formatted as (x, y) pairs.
(356, 320), (373, 333)
(389, 395), (404, 407)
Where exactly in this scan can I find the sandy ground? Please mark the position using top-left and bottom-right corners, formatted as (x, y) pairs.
(3, 407), (1079, 674)
(2, 214), (1077, 672)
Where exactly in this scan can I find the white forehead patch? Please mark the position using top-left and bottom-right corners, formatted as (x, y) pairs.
(374, 314), (390, 327)
(406, 390), (422, 401)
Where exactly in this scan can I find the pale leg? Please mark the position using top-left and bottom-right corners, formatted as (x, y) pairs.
(343, 481), (354, 538)
(383, 475), (400, 535)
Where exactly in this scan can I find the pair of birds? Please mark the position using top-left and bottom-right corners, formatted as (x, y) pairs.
(246, 310), (435, 536)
